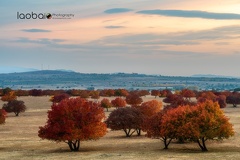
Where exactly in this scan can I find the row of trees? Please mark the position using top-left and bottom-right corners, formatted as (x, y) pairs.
(38, 96), (234, 152)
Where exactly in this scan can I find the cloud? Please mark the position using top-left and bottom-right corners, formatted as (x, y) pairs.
(105, 26), (125, 29)
(21, 29), (51, 32)
(137, 9), (240, 20)
(104, 8), (133, 14)
(15, 37), (64, 45)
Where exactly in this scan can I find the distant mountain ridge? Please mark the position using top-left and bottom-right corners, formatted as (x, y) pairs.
(191, 74), (237, 78)
(0, 70), (240, 91)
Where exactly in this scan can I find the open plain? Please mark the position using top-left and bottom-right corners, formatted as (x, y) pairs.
(0, 96), (240, 160)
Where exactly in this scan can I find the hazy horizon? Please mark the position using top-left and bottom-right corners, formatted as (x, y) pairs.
(1, 1), (240, 77)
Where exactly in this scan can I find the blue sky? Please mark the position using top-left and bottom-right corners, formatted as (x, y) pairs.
(1, 0), (240, 76)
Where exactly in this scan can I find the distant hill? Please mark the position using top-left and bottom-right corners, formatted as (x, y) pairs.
(0, 70), (240, 91)
(191, 74), (237, 78)
(0, 66), (38, 73)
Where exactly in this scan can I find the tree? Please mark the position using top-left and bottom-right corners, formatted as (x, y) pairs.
(0, 109), (7, 124)
(226, 93), (240, 107)
(105, 107), (144, 137)
(2, 100), (26, 116)
(197, 91), (217, 103)
(217, 95), (227, 108)
(50, 93), (70, 104)
(29, 89), (43, 96)
(114, 89), (129, 97)
(38, 98), (107, 151)
(151, 90), (160, 98)
(163, 94), (196, 110)
(180, 89), (196, 100)
(137, 100), (162, 118)
(79, 90), (90, 98)
(90, 90), (100, 101)
(145, 100), (234, 151)
(188, 100), (234, 151)
(135, 100), (162, 136)
(143, 111), (173, 149)
(126, 94), (143, 106)
(100, 98), (112, 112)
(111, 97), (126, 108)
(1, 91), (17, 102)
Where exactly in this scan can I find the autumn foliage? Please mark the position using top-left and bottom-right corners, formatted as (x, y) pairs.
(0, 109), (7, 124)
(137, 100), (162, 118)
(144, 100), (234, 151)
(50, 93), (70, 104)
(105, 107), (144, 137)
(111, 97), (126, 108)
(38, 97), (107, 151)
(126, 94), (143, 106)
(100, 98), (113, 111)
(1, 91), (17, 102)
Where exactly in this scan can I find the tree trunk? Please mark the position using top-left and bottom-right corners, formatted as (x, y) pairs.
(123, 129), (135, 137)
(197, 138), (208, 152)
(136, 129), (141, 136)
(67, 140), (80, 151)
(163, 137), (172, 149)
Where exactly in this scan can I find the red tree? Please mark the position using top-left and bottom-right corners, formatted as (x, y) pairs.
(111, 97), (126, 108)
(126, 94), (143, 106)
(180, 89), (196, 100)
(105, 107), (144, 137)
(0, 109), (7, 124)
(50, 93), (70, 104)
(38, 98), (107, 151)
(151, 90), (160, 98)
(2, 100), (26, 116)
(226, 93), (240, 107)
(143, 111), (172, 149)
(100, 98), (113, 112)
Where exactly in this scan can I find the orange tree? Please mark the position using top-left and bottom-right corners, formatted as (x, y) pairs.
(144, 100), (234, 151)
(143, 111), (173, 149)
(111, 97), (126, 108)
(1, 91), (17, 102)
(105, 107), (144, 137)
(100, 98), (112, 112)
(38, 97), (107, 151)
(0, 109), (7, 124)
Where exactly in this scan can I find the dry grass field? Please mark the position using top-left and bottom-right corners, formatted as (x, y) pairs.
(0, 96), (240, 160)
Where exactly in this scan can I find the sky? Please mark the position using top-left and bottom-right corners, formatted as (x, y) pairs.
(1, 0), (240, 76)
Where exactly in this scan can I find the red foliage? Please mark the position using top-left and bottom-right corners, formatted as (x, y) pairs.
(226, 92), (240, 107)
(29, 89), (43, 96)
(151, 90), (160, 98)
(180, 89), (196, 100)
(111, 97), (126, 108)
(100, 98), (113, 111)
(0, 109), (7, 124)
(114, 89), (129, 97)
(50, 93), (70, 104)
(126, 94), (143, 106)
(105, 107), (144, 137)
(38, 98), (107, 151)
